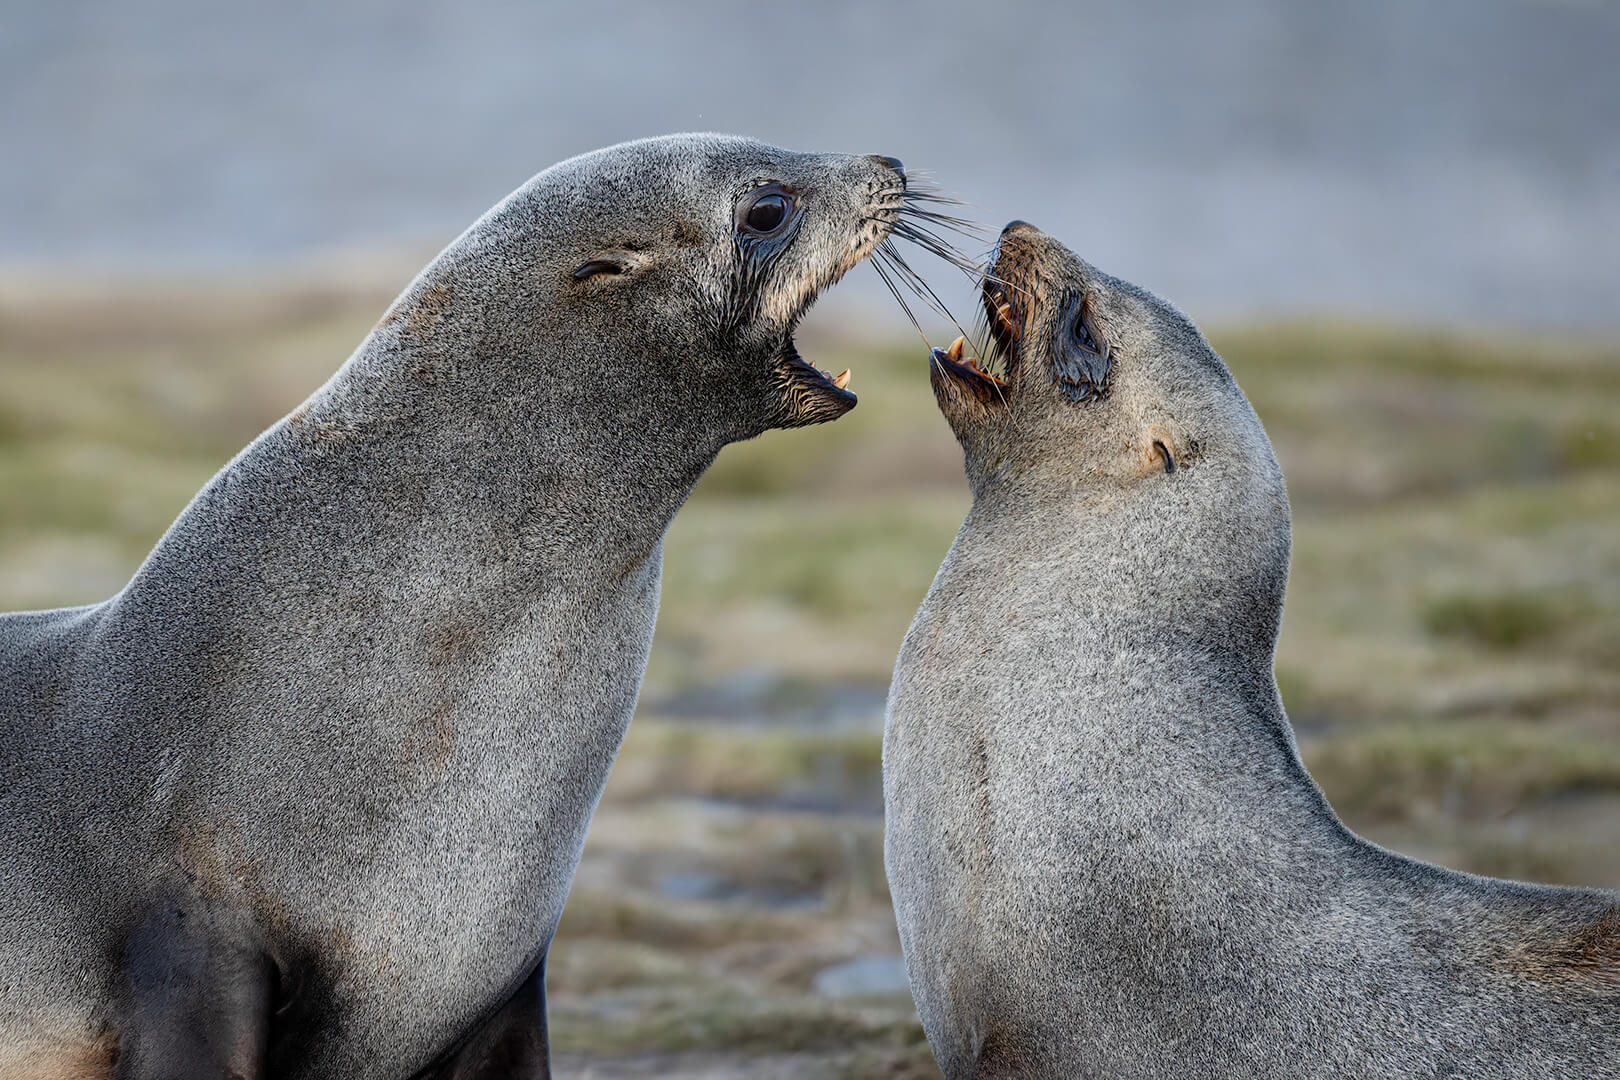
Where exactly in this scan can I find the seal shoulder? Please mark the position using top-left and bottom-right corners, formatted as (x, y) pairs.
(1502, 903), (1620, 994)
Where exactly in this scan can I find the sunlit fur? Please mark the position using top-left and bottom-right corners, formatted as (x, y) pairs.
(885, 223), (1620, 1080)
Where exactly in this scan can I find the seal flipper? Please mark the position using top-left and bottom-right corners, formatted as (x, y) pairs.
(415, 959), (551, 1080)
(115, 901), (274, 1080)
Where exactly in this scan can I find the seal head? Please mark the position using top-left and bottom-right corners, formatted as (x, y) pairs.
(923, 220), (1291, 657)
(369, 135), (902, 447)
(928, 220), (1258, 492)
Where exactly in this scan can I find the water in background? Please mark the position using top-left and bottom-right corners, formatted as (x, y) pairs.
(3, 0), (1618, 328)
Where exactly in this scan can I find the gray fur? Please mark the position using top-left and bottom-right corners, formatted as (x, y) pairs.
(884, 222), (1620, 1080)
(0, 134), (904, 1078)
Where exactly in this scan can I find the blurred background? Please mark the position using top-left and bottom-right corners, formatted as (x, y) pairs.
(3, 1), (1618, 1076)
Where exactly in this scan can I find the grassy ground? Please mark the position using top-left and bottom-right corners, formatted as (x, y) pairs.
(2, 277), (1617, 1077)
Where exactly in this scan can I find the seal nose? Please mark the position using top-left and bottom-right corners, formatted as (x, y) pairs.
(1002, 219), (1038, 237)
(869, 154), (905, 178)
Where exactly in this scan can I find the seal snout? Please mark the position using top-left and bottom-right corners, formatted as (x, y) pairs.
(982, 222), (1047, 362)
(867, 154), (906, 179)
(925, 222), (1051, 408)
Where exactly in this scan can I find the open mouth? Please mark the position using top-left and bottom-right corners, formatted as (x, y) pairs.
(763, 181), (913, 428)
(779, 335), (853, 394)
(928, 333), (1003, 400)
(928, 257), (1025, 403)
(770, 332), (855, 428)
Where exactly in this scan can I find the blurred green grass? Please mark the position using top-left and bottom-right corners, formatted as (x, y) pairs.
(3, 280), (1618, 1074)
(4, 284), (1618, 871)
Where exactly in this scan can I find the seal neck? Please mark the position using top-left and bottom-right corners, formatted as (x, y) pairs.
(911, 459), (1320, 823)
(118, 315), (727, 643)
(965, 459), (1291, 663)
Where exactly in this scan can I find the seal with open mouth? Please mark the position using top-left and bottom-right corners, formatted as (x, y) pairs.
(884, 221), (1620, 1079)
(0, 135), (904, 1080)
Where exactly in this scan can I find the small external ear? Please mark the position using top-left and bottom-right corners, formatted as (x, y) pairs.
(1145, 423), (1178, 475)
(572, 259), (627, 282)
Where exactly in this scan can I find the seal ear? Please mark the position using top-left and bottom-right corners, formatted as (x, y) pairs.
(1142, 423), (1178, 476)
(572, 259), (627, 282)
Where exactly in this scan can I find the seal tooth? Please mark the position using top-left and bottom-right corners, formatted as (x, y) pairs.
(947, 336), (966, 361)
(833, 369), (852, 390)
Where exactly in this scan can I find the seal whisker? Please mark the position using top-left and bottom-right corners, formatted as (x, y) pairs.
(869, 210), (977, 238)
(980, 270), (1038, 303)
(877, 241), (988, 361)
(901, 205), (986, 238)
(898, 173), (985, 239)
(891, 233), (982, 285)
(891, 220), (982, 272)
(876, 244), (959, 332)
(896, 171), (968, 207)
(901, 189), (969, 206)
(870, 249), (931, 347)
(902, 208), (984, 238)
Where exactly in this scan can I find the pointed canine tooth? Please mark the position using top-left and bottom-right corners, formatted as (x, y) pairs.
(947, 336), (966, 361)
(832, 369), (852, 390)
(997, 302), (1013, 321)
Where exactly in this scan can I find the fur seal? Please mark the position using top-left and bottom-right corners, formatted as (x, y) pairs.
(0, 135), (907, 1079)
(883, 221), (1620, 1079)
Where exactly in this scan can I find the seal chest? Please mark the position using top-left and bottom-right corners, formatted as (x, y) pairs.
(883, 221), (1620, 1079)
(0, 135), (908, 1079)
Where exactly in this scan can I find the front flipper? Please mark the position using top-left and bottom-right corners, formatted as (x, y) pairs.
(417, 959), (550, 1080)
(114, 901), (274, 1080)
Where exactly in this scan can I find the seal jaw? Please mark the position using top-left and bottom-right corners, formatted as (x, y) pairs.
(929, 336), (1006, 405)
(770, 335), (857, 428)
(927, 268), (1021, 409)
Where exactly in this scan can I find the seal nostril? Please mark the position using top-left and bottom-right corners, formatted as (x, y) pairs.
(869, 154), (905, 177)
(1002, 220), (1036, 236)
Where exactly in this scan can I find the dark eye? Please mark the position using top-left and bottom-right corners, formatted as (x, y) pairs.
(739, 186), (794, 236)
(1071, 310), (1100, 353)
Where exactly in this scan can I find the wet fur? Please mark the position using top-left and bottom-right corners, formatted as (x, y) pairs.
(0, 135), (902, 1078)
(884, 224), (1620, 1079)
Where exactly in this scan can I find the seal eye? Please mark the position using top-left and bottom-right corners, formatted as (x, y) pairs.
(1071, 310), (1100, 354)
(746, 195), (788, 233)
(738, 185), (796, 237)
